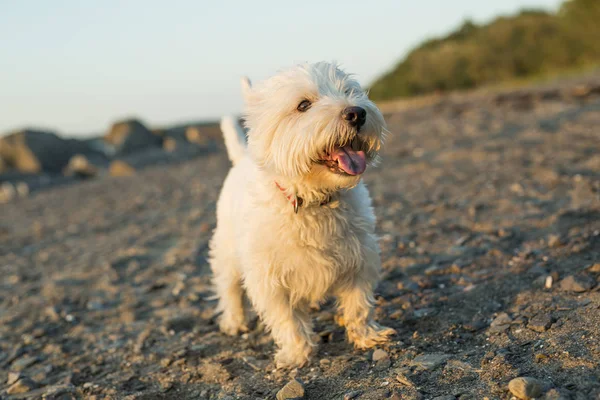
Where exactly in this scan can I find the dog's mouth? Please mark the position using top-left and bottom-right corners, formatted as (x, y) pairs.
(318, 136), (367, 176)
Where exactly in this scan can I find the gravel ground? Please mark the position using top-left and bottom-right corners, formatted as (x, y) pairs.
(1, 79), (599, 400)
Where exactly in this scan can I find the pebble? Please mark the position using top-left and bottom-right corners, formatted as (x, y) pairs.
(343, 390), (362, 400)
(410, 353), (450, 371)
(11, 355), (41, 371)
(587, 263), (600, 273)
(372, 349), (388, 362)
(7, 371), (24, 385)
(43, 384), (76, 399)
(547, 234), (562, 247)
(463, 319), (487, 332)
(7, 377), (39, 394)
(508, 377), (543, 400)
(559, 275), (595, 292)
(396, 371), (415, 387)
(276, 378), (305, 400)
(543, 388), (570, 400)
(488, 312), (512, 334)
(527, 313), (553, 332)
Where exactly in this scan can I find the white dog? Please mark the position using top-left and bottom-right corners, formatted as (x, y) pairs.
(209, 62), (395, 368)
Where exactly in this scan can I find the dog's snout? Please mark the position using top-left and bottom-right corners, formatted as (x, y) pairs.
(342, 106), (367, 128)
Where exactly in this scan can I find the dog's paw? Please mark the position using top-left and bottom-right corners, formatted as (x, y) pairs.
(347, 323), (396, 349)
(218, 314), (249, 336)
(274, 344), (312, 369)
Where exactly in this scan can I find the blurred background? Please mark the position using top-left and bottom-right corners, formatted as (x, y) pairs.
(2, 0), (599, 194)
(4, 0), (598, 135)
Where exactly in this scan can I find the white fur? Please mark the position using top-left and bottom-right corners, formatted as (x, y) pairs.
(209, 62), (395, 368)
(220, 115), (247, 165)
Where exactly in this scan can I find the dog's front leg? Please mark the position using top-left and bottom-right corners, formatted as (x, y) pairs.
(336, 277), (396, 349)
(245, 277), (315, 368)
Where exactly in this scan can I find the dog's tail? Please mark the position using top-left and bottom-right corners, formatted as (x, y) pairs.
(220, 115), (247, 165)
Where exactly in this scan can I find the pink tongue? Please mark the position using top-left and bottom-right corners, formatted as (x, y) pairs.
(331, 145), (367, 175)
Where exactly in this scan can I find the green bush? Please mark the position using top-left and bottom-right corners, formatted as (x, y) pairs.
(370, 0), (600, 101)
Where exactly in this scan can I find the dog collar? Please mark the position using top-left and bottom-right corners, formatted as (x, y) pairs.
(275, 182), (331, 214)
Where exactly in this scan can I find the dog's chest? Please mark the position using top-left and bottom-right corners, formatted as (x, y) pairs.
(271, 206), (373, 300)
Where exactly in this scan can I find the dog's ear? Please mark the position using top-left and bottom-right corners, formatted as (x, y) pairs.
(240, 76), (252, 104)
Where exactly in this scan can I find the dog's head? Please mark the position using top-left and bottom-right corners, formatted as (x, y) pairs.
(242, 62), (386, 194)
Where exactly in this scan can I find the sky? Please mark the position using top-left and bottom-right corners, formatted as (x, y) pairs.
(0, 0), (563, 137)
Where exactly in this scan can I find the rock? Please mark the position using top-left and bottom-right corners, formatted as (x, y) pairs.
(543, 388), (570, 400)
(319, 358), (331, 369)
(63, 154), (98, 178)
(16, 181), (29, 197)
(0, 129), (104, 173)
(432, 396), (456, 400)
(12, 355), (40, 371)
(410, 353), (450, 371)
(547, 234), (562, 247)
(559, 275), (595, 292)
(0, 182), (16, 203)
(395, 371), (415, 387)
(7, 376), (39, 394)
(109, 160), (136, 177)
(185, 126), (210, 145)
(372, 349), (389, 362)
(43, 384), (76, 399)
(464, 319), (487, 332)
(488, 312), (512, 334)
(528, 313), (553, 332)
(104, 119), (162, 155)
(508, 377), (543, 400)
(276, 378), (305, 400)
(587, 263), (600, 273)
(343, 390), (362, 400)
(163, 137), (178, 152)
(7, 371), (24, 385)
(372, 348), (391, 369)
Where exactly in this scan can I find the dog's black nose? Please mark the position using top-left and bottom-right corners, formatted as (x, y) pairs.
(342, 106), (367, 128)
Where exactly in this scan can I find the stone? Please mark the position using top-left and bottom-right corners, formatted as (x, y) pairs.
(559, 275), (595, 292)
(528, 314), (553, 332)
(7, 371), (24, 385)
(163, 137), (178, 152)
(543, 388), (569, 400)
(410, 353), (450, 371)
(587, 263), (600, 273)
(7, 377), (39, 394)
(508, 377), (543, 400)
(104, 119), (162, 155)
(547, 234), (562, 247)
(488, 312), (512, 334)
(0, 182), (16, 203)
(343, 390), (362, 400)
(12, 355), (40, 371)
(276, 378), (305, 400)
(464, 319), (487, 332)
(43, 384), (76, 399)
(185, 126), (210, 145)
(396, 371), (415, 387)
(0, 129), (104, 173)
(109, 160), (136, 177)
(63, 154), (98, 178)
(372, 349), (389, 362)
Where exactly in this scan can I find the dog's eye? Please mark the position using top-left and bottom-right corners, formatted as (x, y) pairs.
(297, 100), (311, 112)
